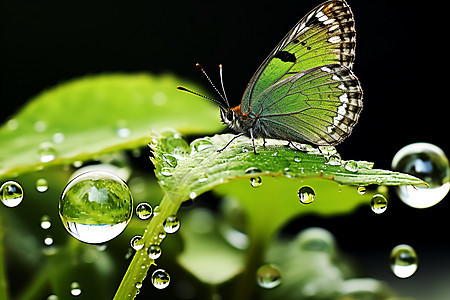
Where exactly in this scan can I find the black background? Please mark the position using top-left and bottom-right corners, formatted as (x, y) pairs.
(1, 0), (448, 298)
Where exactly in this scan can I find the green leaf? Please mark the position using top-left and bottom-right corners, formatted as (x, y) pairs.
(151, 131), (426, 202)
(0, 73), (222, 181)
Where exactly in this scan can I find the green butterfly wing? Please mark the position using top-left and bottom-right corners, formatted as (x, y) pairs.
(253, 64), (362, 145)
(241, 0), (356, 113)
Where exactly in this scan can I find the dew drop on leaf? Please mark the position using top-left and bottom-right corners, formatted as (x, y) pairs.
(390, 244), (418, 278)
(357, 186), (366, 195)
(151, 269), (170, 289)
(370, 194), (388, 214)
(256, 264), (282, 289)
(392, 142), (450, 208)
(190, 137), (213, 152)
(58, 171), (133, 244)
(344, 160), (358, 172)
(1, 181), (24, 207)
(37, 142), (56, 163)
(297, 186), (315, 204)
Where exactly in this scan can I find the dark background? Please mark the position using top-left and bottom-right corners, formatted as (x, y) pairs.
(1, 0), (448, 298)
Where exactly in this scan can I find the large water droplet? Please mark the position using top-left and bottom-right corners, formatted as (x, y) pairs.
(160, 130), (190, 157)
(38, 142), (56, 163)
(250, 177), (262, 188)
(256, 264), (282, 289)
(58, 171), (133, 244)
(1, 181), (24, 207)
(370, 194), (388, 214)
(298, 186), (315, 204)
(36, 178), (49, 193)
(163, 215), (180, 234)
(392, 143), (450, 208)
(390, 244), (418, 278)
(136, 202), (152, 220)
(296, 227), (335, 254)
(151, 269), (170, 289)
(148, 244), (162, 260)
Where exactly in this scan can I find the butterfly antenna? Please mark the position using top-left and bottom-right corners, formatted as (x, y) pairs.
(196, 63), (228, 107)
(219, 64), (230, 108)
(176, 86), (226, 108)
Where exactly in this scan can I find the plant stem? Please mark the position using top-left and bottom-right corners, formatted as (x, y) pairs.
(113, 193), (181, 299)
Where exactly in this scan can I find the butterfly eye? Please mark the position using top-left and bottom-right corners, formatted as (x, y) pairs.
(226, 110), (234, 121)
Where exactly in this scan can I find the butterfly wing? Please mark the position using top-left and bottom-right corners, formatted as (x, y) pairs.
(241, 0), (356, 113)
(253, 64), (362, 145)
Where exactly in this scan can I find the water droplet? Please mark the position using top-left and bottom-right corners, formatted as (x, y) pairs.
(44, 235), (54, 246)
(47, 295), (59, 300)
(392, 143), (450, 208)
(390, 244), (418, 278)
(36, 178), (49, 192)
(58, 171), (133, 244)
(293, 156), (302, 163)
(190, 138), (213, 152)
(6, 119), (19, 131)
(34, 120), (47, 132)
(38, 142), (56, 163)
(116, 127), (131, 138)
(344, 160), (358, 172)
(162, 153), (178, 168)
(370, 194), (388, 214)
(357, 186), (366, 195)
(70, 281), (82, 296)
(130, 235), (144, 250)
(297, 186), (315, 204)
(52, 132), (65, 144)
(160, 167), (173, 177)
(163, 215), (180, 234)
(148, 244), (162, 260)
(245, 167), (262, 174)
(40, 215), (52, 229)
(1, 181), (24, 207)
(151, 269), (170, 289)
(136, 202), (152, 220)
(296, 227), (335, 253)
(256, 264), (282, 289)
(135, 281), (142, 289)
(326, 153), (342, 166)
(250, 177), (262, 188)
(160, 130), (190, 157)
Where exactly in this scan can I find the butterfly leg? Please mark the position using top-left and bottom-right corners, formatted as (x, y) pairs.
(249, 128), (259, 155)
(262, 137), (266, 147)
(217, 133), (245, 152)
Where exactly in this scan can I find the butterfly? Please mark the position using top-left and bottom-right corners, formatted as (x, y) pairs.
(178, 0), (363, 154)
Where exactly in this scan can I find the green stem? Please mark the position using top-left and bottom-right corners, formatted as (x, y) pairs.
(114, 193), (181, 299)
(0, 211), (10, 300)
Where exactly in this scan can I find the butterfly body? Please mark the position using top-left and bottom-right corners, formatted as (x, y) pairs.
(180, 0), (363, 154)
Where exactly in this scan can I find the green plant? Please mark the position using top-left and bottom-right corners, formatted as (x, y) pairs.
(0, 74), (423, 300)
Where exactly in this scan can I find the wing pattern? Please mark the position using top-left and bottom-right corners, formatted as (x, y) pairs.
(252, 64), (362, 145)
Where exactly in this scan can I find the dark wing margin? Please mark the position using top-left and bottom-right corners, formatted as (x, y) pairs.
(241, 0), (356, 114)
